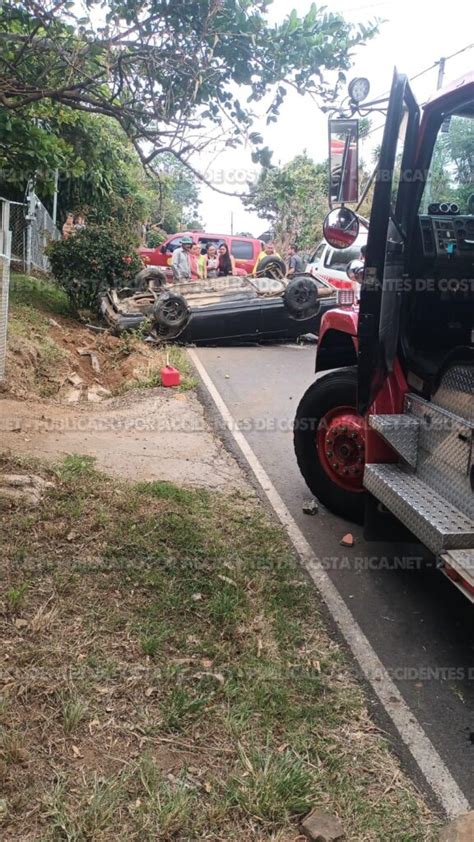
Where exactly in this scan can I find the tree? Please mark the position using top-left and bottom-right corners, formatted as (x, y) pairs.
(0, 2), (379, 189)
(427, 116), (474, 209)
(0, 105), (204, 230)
(244, 154), (328, 251)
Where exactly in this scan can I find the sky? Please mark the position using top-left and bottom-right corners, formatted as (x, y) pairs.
(193, 0), (474, 237)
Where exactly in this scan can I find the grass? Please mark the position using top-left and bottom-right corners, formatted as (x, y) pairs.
(61, 693), (89, 735)
(0, 453), (441, 841)
(6, 273), (197, 397)
(111, 338), (197, 393)
(9, 273), (71, 317)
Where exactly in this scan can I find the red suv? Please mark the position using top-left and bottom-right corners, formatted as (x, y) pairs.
(139, 231), (263, 276)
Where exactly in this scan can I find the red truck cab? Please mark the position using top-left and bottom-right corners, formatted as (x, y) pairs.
(139, 231), (263, 276)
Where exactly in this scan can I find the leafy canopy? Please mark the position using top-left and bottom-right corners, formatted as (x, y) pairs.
(0, 1), (379, 186)
(244, 153), (329, 249)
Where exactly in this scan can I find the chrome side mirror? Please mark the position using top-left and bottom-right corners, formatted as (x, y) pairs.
(323, 208), (360, 249)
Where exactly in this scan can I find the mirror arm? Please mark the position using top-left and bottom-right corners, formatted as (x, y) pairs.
(356, 164), (378, 212)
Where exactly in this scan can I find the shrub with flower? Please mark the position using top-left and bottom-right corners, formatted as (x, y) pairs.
(47, 221), (143, 312)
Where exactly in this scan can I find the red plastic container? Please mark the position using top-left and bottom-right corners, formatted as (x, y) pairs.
(160, 365), (181, 387)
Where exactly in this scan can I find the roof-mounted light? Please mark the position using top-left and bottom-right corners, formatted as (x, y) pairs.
(348, 77), (370, 105)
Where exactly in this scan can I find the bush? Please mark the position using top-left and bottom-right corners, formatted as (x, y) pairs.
(146, 228), (166, 248)
(46, 222), (143, 312)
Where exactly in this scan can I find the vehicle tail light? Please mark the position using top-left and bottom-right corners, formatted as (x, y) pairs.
(337, 289), (355, 307)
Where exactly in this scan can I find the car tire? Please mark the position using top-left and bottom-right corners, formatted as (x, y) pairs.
(255, 255), (286, 278)
(284, 274), (321, 320)
(153, 291), (190, 331)
(133, 267), (167, 291)
(294, 368), (366, 523)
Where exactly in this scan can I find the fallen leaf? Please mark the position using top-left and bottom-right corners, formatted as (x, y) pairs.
(14, 618), (28, 630)
(72, 745), (82, 758)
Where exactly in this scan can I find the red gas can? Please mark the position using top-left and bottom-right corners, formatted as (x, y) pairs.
(160, 365), (181, 387)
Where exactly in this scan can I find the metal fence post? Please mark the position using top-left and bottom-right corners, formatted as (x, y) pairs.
(0, 199), (12, 381)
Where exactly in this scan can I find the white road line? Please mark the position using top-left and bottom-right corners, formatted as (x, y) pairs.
(188, 347), (470, 820)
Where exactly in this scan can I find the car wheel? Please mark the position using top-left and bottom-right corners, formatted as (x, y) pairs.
(133, 267), (167, 291)
(256, 255), (286, 279)
(153, 291), (190, 331)
(284, 274), (321, 320)
(294, 367), (366, 522)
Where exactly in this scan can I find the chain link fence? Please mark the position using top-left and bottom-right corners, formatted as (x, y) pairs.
(1, 193), (60, 274)
(0, 194), (60, 379)
(27, 194), (60, 273)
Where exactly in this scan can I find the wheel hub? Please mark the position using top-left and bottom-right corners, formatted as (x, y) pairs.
(317, 409), (366, 491)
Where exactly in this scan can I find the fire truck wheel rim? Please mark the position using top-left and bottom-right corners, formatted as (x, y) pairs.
(317, 407), (366, 492)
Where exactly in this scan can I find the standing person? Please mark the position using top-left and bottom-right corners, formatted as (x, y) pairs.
(62, 212), (75, 240)
(217, 243), (236, 277)
(286, 243), (304, 276)
(252, 241), (282, 275)
(204, 244), (219, 279)
(171, 236), (193, 281)
(74, 213), (86, 233)
(190, 243), (203, 280)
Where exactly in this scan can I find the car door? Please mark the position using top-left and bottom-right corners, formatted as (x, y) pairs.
(358, 69), (420, 413)
(230, 238), (256, 274)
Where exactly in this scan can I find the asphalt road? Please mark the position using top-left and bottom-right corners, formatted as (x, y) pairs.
(194, 343), (474, 810)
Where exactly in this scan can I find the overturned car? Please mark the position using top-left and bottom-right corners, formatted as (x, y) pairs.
(100, 267), (340, 344)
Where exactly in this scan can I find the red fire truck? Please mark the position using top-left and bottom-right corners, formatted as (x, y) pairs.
(294, 70), (474, 601)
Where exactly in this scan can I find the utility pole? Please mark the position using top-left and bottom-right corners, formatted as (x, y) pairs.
(230, 211), (234, 235)
(437, 57), (446, 90)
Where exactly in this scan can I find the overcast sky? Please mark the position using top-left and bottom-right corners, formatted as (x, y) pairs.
(194, 0), (473, 237)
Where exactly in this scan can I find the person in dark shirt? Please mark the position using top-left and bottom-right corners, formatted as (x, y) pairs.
(217, 243), (236, 276)
(286, 244), (304, 276)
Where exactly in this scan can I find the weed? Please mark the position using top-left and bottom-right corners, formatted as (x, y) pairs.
(162, 685), (209, 733)
(5, 582), (29, 613)
(227, 748), (314, 825)
(61, 694), (88, 735)
(56, 454), (98, 483)
(0, 729), (28, 766)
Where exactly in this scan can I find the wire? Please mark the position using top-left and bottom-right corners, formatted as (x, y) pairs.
(361, 42), (474, 139)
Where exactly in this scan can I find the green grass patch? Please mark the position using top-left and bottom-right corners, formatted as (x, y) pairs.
(0, 453), (441, 841)
(10, 273), (71, 316)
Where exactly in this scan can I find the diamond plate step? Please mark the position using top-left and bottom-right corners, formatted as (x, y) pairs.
(364, 463), (474, 554)
(369, 414), (420, 466)
(439, 550), (474, 602)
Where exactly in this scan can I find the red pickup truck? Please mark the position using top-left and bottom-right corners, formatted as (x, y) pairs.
(139, 231), (264, 276)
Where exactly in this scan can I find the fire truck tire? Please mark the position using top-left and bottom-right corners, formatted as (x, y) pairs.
(294, 367), (365, 523)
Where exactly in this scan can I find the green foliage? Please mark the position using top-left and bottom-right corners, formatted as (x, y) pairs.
(425, 115), (474, 210)
(146, 229), (166, 248)
(46, 223), (142, 311)
(244, 153), (328, 250)
(0, 2), (379, 185)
